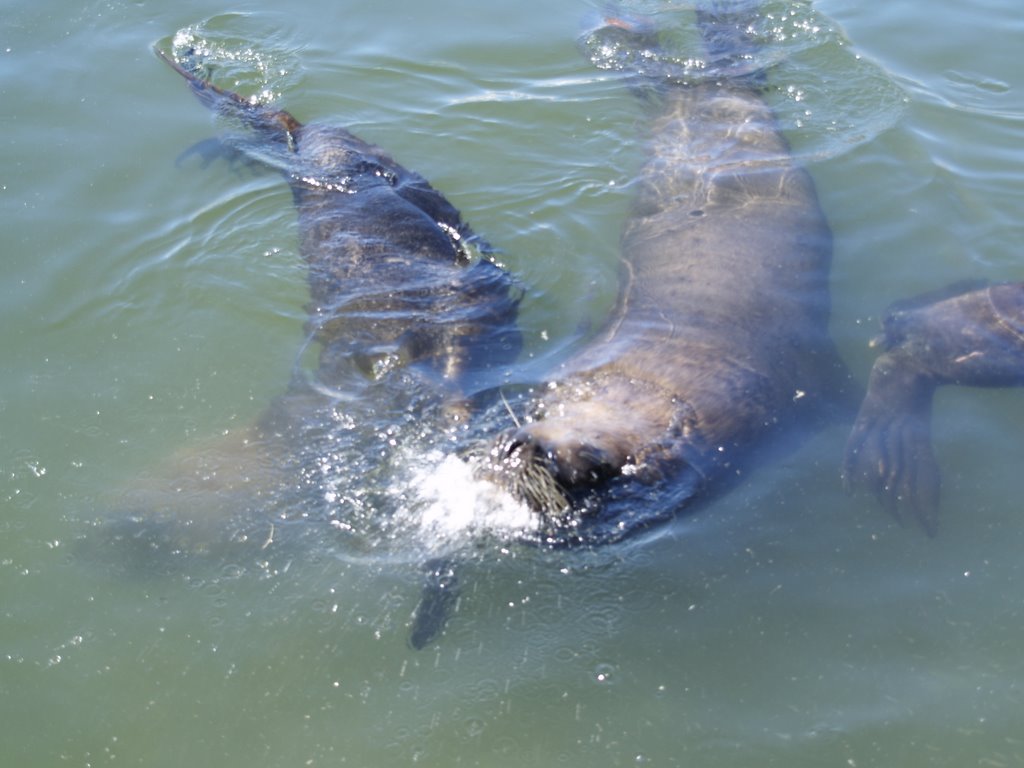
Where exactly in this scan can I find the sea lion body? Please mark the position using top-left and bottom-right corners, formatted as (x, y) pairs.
(159, 51), (519, 404)
(155, 50), (522, 649)
(484, 11), (844, 540)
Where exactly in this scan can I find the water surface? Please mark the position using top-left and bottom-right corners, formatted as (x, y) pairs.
(3, 0), (1024, 766)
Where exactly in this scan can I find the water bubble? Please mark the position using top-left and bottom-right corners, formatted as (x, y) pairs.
(593, 662), (617, 684)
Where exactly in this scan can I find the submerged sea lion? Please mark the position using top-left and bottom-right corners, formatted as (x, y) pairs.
(480, 7), (846, 543)
(843, 281), (1024, 535)
(149, 50), (521, 648)
(478, 2), (1024, 546)
(157, 49), (519, 406)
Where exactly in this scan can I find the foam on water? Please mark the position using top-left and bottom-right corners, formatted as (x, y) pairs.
(314, 436), (539, 564)
(404, 450), (538, 545)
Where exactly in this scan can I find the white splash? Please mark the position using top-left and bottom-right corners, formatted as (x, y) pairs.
(404, 450), (538, 544)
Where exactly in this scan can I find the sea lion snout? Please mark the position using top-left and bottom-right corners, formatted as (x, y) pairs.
(479, 421), (634, 518)
(507, 425), (626, 487)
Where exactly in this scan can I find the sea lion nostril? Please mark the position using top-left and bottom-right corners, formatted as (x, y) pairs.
(504, 437), (526, 457)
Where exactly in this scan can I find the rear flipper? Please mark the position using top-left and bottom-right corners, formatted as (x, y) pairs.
(156, 47), (302, 150)
(843, 282), (1024, 534)
(580, 1), (770, 81)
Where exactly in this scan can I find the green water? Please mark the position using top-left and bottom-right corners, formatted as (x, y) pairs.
(3, 0), (1024, 765)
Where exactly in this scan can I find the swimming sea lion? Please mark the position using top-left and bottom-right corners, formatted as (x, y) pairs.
(150, 50), (521, 649)
(480, 6), (846, 543)
(843, 281), (1024, 535)
(157, 49), (520, 406)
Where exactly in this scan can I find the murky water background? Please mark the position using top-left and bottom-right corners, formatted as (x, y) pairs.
(3, 0), (1024, 765)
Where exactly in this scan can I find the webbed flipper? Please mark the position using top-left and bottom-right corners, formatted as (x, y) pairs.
(408, 558), (460, 650)
(844, 282), (1024, 534)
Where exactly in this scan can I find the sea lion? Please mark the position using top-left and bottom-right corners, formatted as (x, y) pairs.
(843, 281), (1024, 535)
(148, 50), (522, 649)
(157, 49), (520, 407)
(480, 7), (846, 544)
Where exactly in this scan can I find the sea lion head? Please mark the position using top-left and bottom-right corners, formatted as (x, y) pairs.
(477, 410), (639, 519)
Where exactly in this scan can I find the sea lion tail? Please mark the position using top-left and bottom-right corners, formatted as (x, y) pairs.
(155, 47), (302, 149)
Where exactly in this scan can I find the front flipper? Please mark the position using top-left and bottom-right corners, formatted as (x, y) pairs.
(408, 558), (460, 650)
(842, 352), (940, 536)
(844, 282), (1024, 535)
